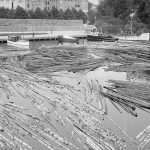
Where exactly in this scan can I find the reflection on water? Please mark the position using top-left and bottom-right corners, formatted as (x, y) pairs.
(0, 40), (87, 51)
(86, 67), (150, 139)
(86, 66), (127, 86)
(30, 40), (58, 49)
(0, 40), (58, 51)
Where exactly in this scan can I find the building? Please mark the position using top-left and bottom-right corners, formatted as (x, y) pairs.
(0, 0), (26, 10)
(26, 0), (45, 11)
(0, 0), (45, 11)
(43, 0), (88, 13)
(0, 0), (88, 13)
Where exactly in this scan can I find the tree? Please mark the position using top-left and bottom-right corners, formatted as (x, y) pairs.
(0, 7), (8, 18)
(48, 10), (52, 19)
(96, 0), (135, 34)
(119, 12), (130, 33)
(76, 9), (87, 23)
(43, 8), (49, 19)
(97, 0), (113, 17)
(87, 2), (96, 24)
(58, 9), (64, 19)
(5, 9), (15, 19)
(132, 14), (145, 35)
(63, 8), (76, 20)
(72, 8), (78, 19)
(14, 6), (28, 19)
(87, 9), (95, 24)
(34, 7), (45, 19)
(113, 0), (129, 18)
(27, 10), (35, 19)
(51, 6), (61, 19)
(132, 0), (141, 9)
(136, 0), (150, 40)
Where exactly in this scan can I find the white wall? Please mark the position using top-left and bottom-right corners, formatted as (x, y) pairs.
(0, 0), (26, 9)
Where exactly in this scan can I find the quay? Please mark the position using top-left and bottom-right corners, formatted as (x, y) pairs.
(0, 19), (87, 43)
(0, 31), (87, 43)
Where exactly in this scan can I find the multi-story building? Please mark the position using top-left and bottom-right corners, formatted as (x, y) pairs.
(0, 0), (26, 10)
(0, 0), (45, 11)
(26, 0), (45, 11)
(44, 0), (88, 13)
(0, 0), (88, 13)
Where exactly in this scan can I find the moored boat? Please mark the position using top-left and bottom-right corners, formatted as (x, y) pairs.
(58, 35), (79, 45)
(87, 34), (119, 42)
(7, 35), (29, 48)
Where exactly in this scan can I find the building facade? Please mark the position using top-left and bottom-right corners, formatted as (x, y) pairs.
(25, 0), (45, 11)
(0, 0), (26, 10)
(44, 0), (88, 13)
(0, 0), (45, 11)
(0, 0), (88, 13)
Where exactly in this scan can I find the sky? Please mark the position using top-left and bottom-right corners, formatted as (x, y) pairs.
(88, 0), (99, 5)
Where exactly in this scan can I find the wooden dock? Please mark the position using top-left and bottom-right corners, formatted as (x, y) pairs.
(0, 34), (87, 43)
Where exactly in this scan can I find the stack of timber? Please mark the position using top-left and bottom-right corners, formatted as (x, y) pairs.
(0, 49), (132, 150)
(24, 45), (105, 74)
(102, 80), (150, 117)
(104, 45), (150, 63)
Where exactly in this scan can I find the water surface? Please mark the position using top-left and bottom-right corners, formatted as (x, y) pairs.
(0, 40), (149, 150)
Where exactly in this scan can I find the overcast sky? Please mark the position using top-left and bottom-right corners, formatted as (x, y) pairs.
(88, 0), (99, 5)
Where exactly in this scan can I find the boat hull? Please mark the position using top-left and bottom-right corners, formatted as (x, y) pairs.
(87, 35), (119, 42)
(62, 38), (78, 43)
(58, 36), (79, 45)
(7, 40), (29, 47)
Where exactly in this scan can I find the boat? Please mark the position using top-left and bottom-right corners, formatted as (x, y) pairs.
(7, 35), (29, 48)
(58, 35), (79, 45)
(87, 33), (119, 42)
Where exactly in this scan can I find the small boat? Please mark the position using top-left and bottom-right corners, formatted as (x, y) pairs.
(7, 35), (29, 48)
(58, 35), (79, 45)
(87, 34), (119, 42)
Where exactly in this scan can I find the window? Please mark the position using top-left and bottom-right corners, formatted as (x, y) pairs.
(27, 3), (29, 8)
(12, 2), (13, 9)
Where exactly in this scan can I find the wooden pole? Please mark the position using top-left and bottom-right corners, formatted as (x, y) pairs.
(149, 27), (150, 41)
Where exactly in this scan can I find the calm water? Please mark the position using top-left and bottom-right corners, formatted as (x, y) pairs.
(0, 40), (150, 149)
(0, 40), (57, 50)
(0, 39), (87, 51)
(86, 67), (150, 139)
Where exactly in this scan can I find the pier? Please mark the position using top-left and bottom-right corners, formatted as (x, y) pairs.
(0, 32), (87, 43)
(0, 19), (87, 43)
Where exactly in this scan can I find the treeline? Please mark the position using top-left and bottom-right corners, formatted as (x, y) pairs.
(95, 0), (148, 35)
(0, 6), (87, 23)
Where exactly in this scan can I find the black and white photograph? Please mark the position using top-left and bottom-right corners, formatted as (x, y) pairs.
(0, 0), (150, 150)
